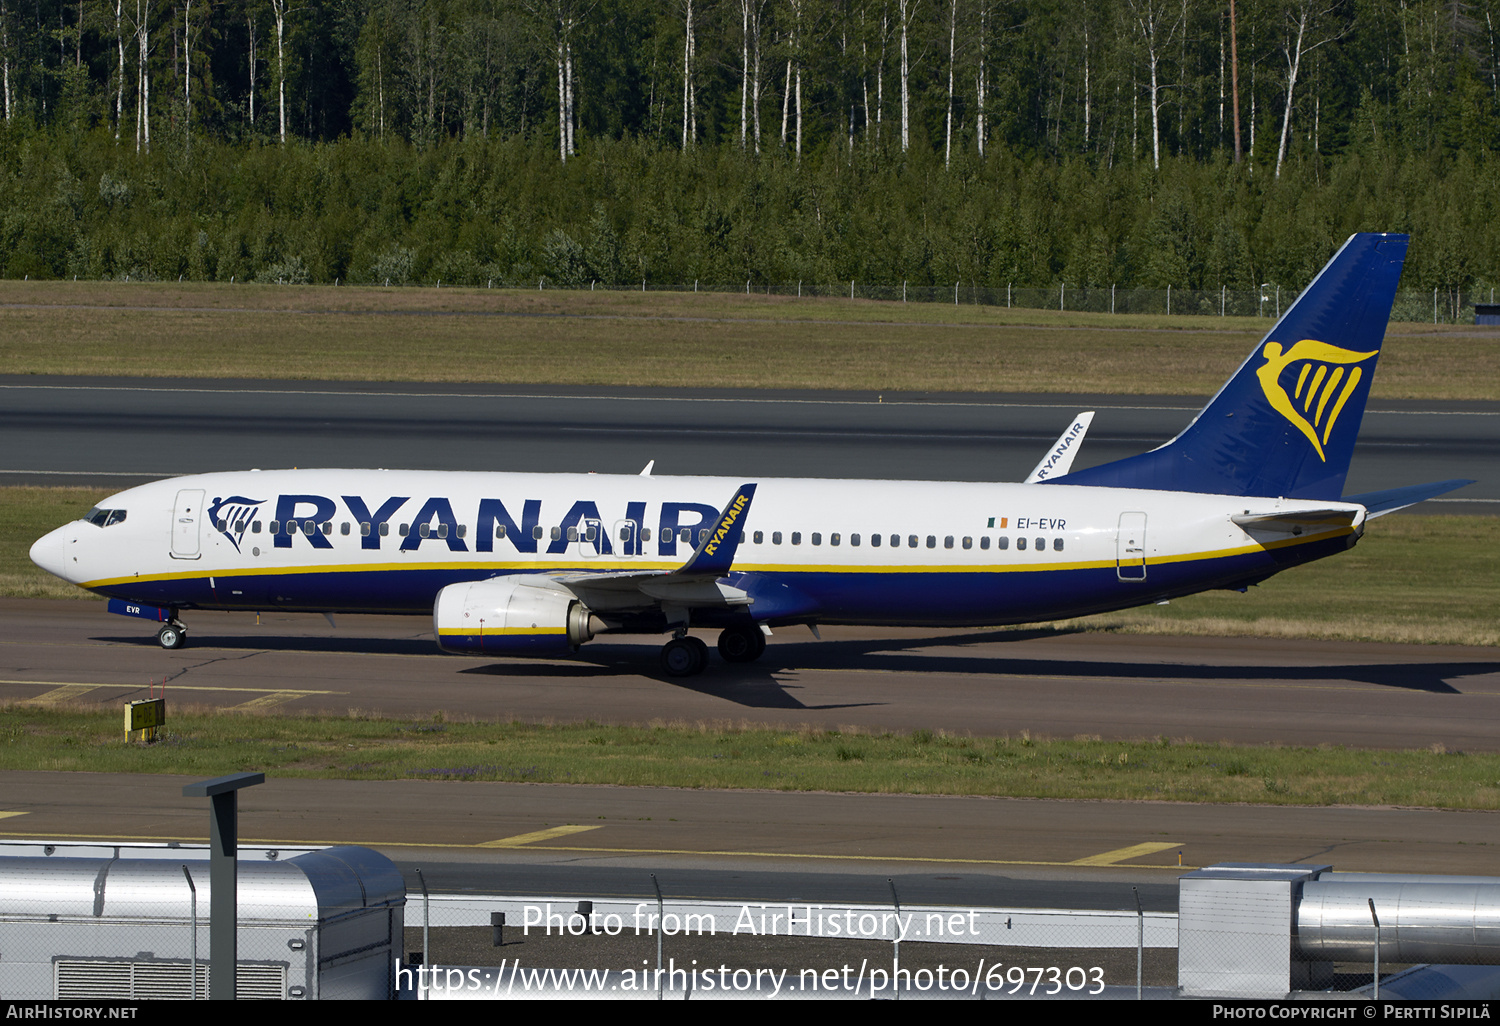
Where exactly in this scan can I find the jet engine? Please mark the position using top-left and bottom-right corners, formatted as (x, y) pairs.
(433, 576), (599, 656)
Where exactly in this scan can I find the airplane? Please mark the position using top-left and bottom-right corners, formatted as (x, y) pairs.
(29, 233), (1472, 677)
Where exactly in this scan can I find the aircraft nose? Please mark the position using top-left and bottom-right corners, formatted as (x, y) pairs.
(29, 526), (72, 582)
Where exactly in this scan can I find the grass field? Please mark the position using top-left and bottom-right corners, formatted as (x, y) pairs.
(2, 280), (1495, 398)
(5, 487), (1497, 645)
(2, 706), (1496, 809)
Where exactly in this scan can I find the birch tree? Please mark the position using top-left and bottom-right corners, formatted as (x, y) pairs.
(1274, 0), (1341, 178)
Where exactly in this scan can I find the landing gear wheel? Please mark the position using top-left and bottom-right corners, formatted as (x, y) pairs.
(717, 624), (766, 663)
(660, 636), (708, 677)
(157, 624), (187, 650)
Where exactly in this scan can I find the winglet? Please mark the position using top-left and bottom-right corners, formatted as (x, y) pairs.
(1026, 412), (1095, 483)
(676, 484), (757, 577)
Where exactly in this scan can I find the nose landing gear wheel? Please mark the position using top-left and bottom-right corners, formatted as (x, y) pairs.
(717, 624), (766, 663)
(660, 636), (708, 676)
(157, 624), (187, 650)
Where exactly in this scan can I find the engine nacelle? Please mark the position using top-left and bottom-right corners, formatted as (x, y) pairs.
(433, 576), (597, 656)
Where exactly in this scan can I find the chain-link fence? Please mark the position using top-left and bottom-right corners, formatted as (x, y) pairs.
(381, 275), (1500, 325)
(399, 886), (1177, 999)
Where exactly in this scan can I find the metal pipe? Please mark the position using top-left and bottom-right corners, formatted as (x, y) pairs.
(1296, 881), (1500, 964)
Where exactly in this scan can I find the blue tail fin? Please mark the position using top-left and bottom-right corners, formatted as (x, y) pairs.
(1049, 233), (1409, 500)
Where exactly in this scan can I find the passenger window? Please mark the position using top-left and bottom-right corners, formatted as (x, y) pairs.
(399, 524), (409, 536)
(997, 536), (1009, 550)
(962, 536), (972, 549)
(678, 527), (691, 543)
(215, 518), (227, 531)
(458, 525), (467, 539)
(551, 526), (562, 541)
(907, 535), (918, 548)
(1053, 538), (1064, 551)
(944, 536), (954, 549)
(270, 521), (281, 534)
(437, 523), (449, 539)
(380, 522), (390, 536)
(1035, 537), (1045, 550)
(566, 526), (579, 542)
(340, 522), (351, 536)
(252, 521), (262, 534)
(419, 524), (431, 539)
(585, 525), (597, 542)
(831, 533), (841, 546)
(620, 525), (631, 541)
(305, 520), (317, 534)
(699, 529), (709, 544)
(926, 535), (936, 548)
(360, 522), (371, 536)
(791, 532), (802, 545)
(641, 528), (652, 541)
(753, 531), (763, 544)
(811, 533), (822, 545)
(850, 533), (860, 546)
(286, 522), (298, 535)
(980, 536), (990, 550)
(1016, 537), (1027, 550)
(234, 521), (246, 533)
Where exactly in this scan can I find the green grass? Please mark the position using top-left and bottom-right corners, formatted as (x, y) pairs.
(1061, 515), (1500, 647)
(1, 280), (1495, 398)
(6, 488), (1497, 645)
(0, 487), (112, 600)
(3, 707), (1497, 809)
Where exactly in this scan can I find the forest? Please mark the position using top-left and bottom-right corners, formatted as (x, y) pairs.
(0, 0), (1495, 290)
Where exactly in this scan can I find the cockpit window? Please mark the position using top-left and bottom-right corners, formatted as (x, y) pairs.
(83, 507), (127, 527)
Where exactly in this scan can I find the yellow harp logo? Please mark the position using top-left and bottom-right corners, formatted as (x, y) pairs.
(1255, 340), (1378, 462)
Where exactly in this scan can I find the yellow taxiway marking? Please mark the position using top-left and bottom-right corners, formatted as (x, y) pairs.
(227, 691), (313, 711)
(0, 829), (1192, 869)
(1067, 842), (1181, 867)
(0, 812), (29, 820)
(23, 684), (102, 704)
(480, 825), (602, 848)
(0, 679), (344, 698)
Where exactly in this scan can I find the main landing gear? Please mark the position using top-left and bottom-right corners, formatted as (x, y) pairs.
(658, 625), (767, 677)
(157, 621), (188, 650)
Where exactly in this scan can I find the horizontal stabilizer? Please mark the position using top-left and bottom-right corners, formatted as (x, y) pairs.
(1231, 508), (1362, 534)
(1342, 479), (1475, 518)
(1026, 412), (1095, 483)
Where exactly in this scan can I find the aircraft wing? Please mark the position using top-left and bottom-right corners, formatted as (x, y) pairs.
(549, 483), (758, 611)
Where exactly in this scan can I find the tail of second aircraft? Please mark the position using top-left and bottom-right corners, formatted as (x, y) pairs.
(1050, 233), (1410, 500)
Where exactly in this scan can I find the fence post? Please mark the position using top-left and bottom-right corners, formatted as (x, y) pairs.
(1166, 284), (1171, 316)
(1134, 886), (1143, 1000)
(1221, 285), (1226, 316)
(955, 282), (959, 305)
(851, 280), (855, 300)
(1111, 283), (1115, 314)
(1060, 283), (1064, 311)
(1434, 287), (1438, 324)
(652, 874), (664, 1000)
(1369, 899), (1381, 999)
(903, 280), (907, 302)
(1007, 283), (1011, 308)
